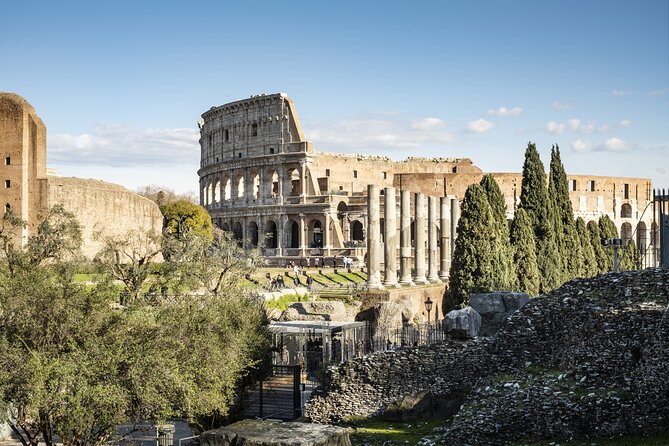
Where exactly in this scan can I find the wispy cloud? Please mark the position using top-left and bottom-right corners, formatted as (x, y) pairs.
(552, 101), (573, 110)
(546, 118), (621, 135)
(486, 106), (522, 116)
(611, 90), (631, 96)
(571, 137), (639, 153)
(467, 118), (495, 133)
(619, 119), (632, 127)
(304, 114), (456, 152)
(49, 125), (200, 167)
(649, 88), (669, 96)
(546, 121), (566, 134)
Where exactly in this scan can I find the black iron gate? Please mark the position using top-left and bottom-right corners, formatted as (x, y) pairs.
(243, 365), (304, 420)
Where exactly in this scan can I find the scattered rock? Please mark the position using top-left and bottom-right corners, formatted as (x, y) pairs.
(201, 419), (351, 446)
(444, 306), (481, 339)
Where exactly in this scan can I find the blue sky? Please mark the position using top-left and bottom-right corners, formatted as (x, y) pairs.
(2, 0), (667, 195)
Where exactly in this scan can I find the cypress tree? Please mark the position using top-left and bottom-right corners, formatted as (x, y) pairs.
(599, 215), (619, 272)
(518, 142), (562, 293)
(548, 145), (583, 279)
(576, 217), (598, 277)
(480, 174), (517, 290)
(447, 184), (495, 309)
(587, 220), (607, 274)
(510, 208), (540, 296)
(620, 240), (640, 271)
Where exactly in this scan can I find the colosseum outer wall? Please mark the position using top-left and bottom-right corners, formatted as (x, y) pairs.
(47, 176), (164, 258)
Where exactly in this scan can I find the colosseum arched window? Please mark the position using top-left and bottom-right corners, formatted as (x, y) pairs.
(248, 221), (259, 247)
(264, 220), (278, 249)
(214, 179), (221, 203)
(621, 203), (632, 218)
(636, 221), (647, 251)
(621, 222), (633, 241)
(253, 173), (260, 200)
(237, 176), (245, 198)
(224, 177), (231, 201)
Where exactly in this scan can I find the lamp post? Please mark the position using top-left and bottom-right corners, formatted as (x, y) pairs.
(424, 297), (433, 324)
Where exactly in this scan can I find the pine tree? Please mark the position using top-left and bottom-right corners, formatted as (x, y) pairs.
(480, 174), (517, 290)
(447, 184), (495, 309)
(548, 145), (583, 279)
(599, 215), (619, 272)
(518, 142), (562, 293)
(576, 217), (598, 277)
(509, 208), (540, 296)
(587, 220), (607, 274)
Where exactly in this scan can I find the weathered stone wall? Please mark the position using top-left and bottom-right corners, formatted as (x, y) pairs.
(306, 269), (669, 444)
(47, 176), (164, 258)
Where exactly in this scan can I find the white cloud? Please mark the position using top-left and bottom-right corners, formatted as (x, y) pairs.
(49, 125), (200, 167)
(467, 119), (495, 133)
(619, 119), (632, 127)
(552, 101), (573, 110)
(571, 137), (639, 153)
(601, 137), (631, 152)
(571, 139), (592, 153)
(410, 117), (445, 130)
(303, 114), (456, 152)
(546, 121), (566, 134)
(611, 90), (630, 96)
(486, 106), (522, 116)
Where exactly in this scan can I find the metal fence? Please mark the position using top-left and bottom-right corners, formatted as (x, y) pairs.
(368, 322), (447, 352)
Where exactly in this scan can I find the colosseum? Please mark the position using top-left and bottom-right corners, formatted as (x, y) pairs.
(198, 93), (661, 272)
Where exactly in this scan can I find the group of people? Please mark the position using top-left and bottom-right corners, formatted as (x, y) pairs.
(286, 255), (358, 270)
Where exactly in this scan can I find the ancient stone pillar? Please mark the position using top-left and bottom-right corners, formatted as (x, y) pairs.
(450, 198), (460, 261)
(324, 213), (332, 256)
(367, 185), (383, 289)
(299, 213), (307, 257)
(439, 197), (450, 280)
(383, 187), (399, 287)
(300, 161), (308, 203)
(427, 196), (440, 283)
(399, 189), (414, 285)
(414, 193), (428, 284)
(277, 172), (284, 205)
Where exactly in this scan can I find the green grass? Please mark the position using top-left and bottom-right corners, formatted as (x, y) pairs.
(346, 418), (447, 445)
(263, 293), (308, 311)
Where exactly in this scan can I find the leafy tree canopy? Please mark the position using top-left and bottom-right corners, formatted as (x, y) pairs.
(161, 199), (213, 243)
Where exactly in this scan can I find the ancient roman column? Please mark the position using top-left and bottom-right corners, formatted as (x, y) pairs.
(299, 213), (307, 257)
(414, 193), (428, 284)
(439, 196), (450, 280)
(367, 184), (384, 289)
(324, 213), (332, 256)
(427, 195), (441, 283)
(399, 189), (414, 285)
(383, 187), (399, 287)
(450, 198), (460, 261)
(300, 161), (308, 203)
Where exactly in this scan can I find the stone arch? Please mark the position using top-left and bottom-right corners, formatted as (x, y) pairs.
(621, 203), (632, 218)
(224, 176), (231, 201)
(636, 221), (647, 252)
(214, 179), (221, 203)
(288, 168), (300, 196)
(252, 172), (260, 200)
(232, 221), (243, 243)
(207, 180), (213, 205)
(221, 221), (230, 232)
(621, 222), (633, 241)
(271, 171), (280, 197)
(248, 221), (259, 247)
(351, 220), (364, 242)
(237, 175), (245, 198)
(308, 219), (324, 248)
(285, 219), (300, 249)
(264, 220), (278, 249)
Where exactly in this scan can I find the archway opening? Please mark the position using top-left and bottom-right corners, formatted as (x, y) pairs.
(621, 203), (632, 218)
(308, 219), (323, 248)
(264, 220), (278, 249)
(351, 220), (364, 242)
(249, 221), (259, 247)
(232, 222), (243, 245)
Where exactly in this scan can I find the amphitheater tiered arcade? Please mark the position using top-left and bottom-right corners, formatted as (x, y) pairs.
(198, 93), (659, 270)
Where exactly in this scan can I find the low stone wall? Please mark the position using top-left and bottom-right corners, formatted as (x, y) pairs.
(306, 269), (669, 445)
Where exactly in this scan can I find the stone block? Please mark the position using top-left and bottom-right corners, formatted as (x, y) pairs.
(200, 419), (351, 446)
(444, 306), (481, 339)
(469, 291), (529, 337)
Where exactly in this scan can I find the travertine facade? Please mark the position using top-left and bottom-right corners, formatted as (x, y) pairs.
(198, 94), (659, 270)
(0, 93), (163, 258)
